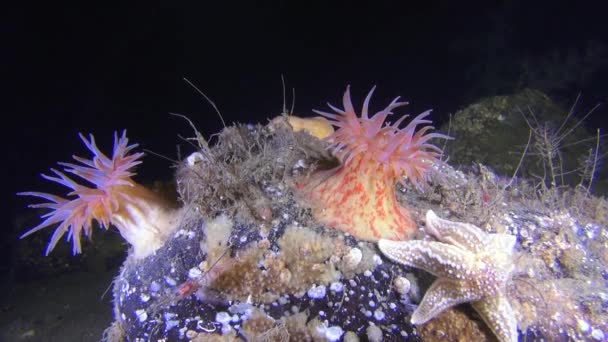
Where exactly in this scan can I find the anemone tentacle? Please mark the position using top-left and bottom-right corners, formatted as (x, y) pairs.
(301, 86), (451, 241)
(19, 130), (174, 258)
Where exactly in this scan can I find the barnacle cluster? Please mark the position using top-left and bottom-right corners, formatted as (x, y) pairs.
(209, 225), (377, 303)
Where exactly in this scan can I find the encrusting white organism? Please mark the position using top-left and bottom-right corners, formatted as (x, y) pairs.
(378, 210), (518, 342)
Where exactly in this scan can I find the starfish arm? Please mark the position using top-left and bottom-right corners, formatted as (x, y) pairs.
(379, 211), (517, 342)
(379, 239), (474, 279)
(471, 292), (518, 342)
(425, 210), (489, 253)
(411, 278), (482, 324)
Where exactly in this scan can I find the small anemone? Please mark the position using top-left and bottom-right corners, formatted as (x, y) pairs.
(19, 131), (176, 258)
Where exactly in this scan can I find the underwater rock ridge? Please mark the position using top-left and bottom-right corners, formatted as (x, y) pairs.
(18, 86), (608, 341)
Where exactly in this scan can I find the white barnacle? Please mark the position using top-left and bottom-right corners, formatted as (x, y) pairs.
(342, 247), (363, 270)
(186, 152), (206, 167)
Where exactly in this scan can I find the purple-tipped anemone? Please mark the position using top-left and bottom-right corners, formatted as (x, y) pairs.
(19, 131), (175, 258)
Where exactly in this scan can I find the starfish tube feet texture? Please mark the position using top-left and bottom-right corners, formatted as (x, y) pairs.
(378, 210), (518, 342)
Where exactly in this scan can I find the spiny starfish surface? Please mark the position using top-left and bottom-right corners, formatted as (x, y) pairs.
(378, 210), (518, 342)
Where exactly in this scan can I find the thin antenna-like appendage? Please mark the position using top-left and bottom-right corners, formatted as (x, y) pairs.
(169, 112), (197, 133)
(440, 113), (452, 161)
(555, 93), (581, 136)
(587, 128), (601, 193)
(559, 132), (608, 149)
(557, 147), (565, 187)
(526, 106), (542, 131)
(101, 280), (114, 300)
(203, 247), (230, 279)
(281, 74), (287, 115)
(290, 87), (296, 115)
(280, 75), (296, 115)
(519, 107), (541, 138)
(176, 134), (203, 150)
(143, 149), (180, 164)
(183, 77), (226, 128)
(169, 112), (209, 151)
(557, 103), (601, 145)
(507, 128), (533, 189)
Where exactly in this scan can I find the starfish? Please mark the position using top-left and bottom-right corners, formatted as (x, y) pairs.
(378, 210), (518, 342)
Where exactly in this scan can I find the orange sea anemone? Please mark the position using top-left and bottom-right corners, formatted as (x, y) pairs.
(300, 86), (450, 241)
(19, 131), (176, 258)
